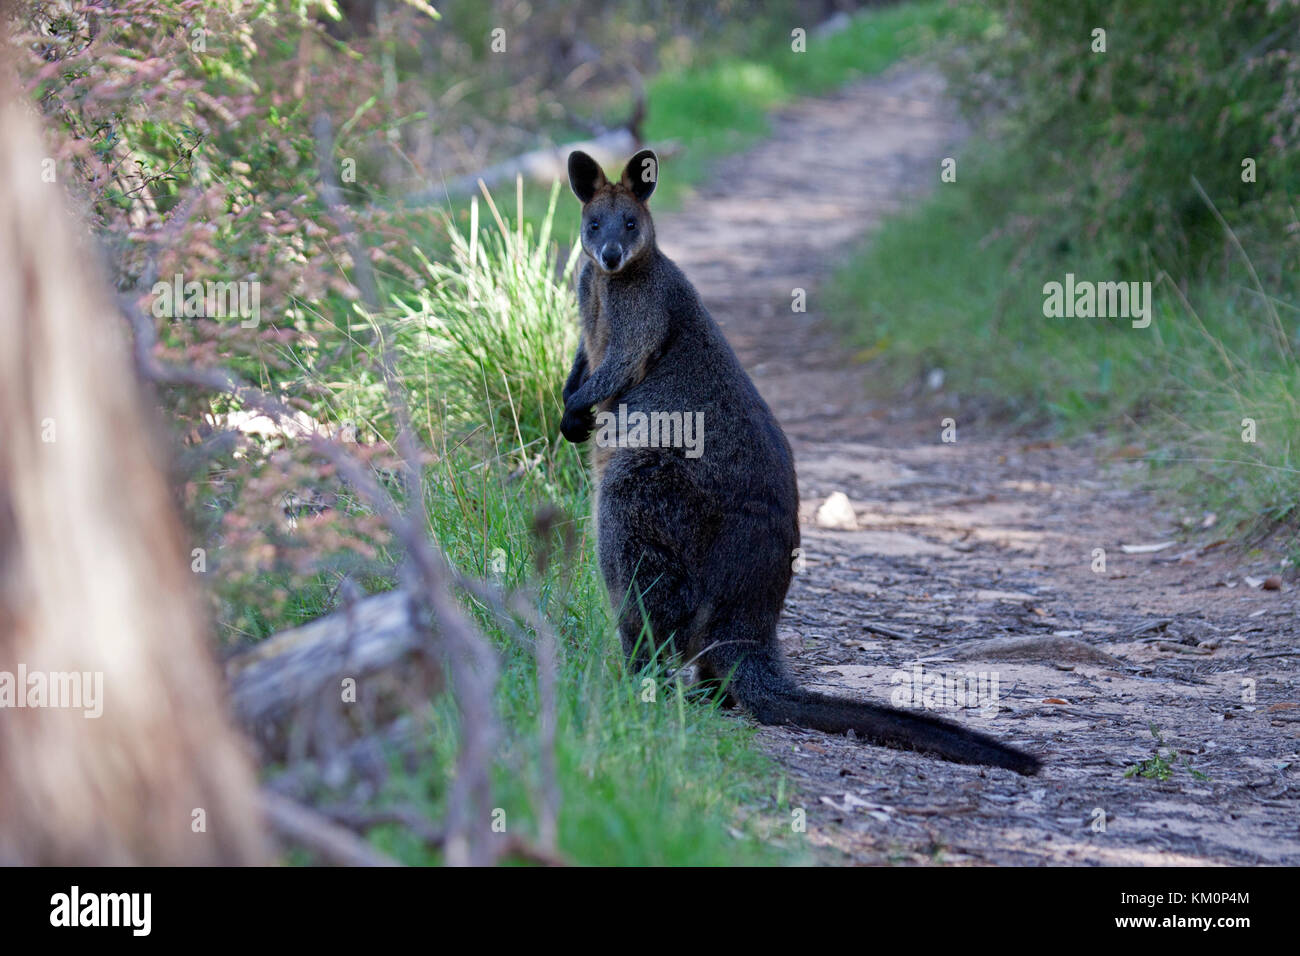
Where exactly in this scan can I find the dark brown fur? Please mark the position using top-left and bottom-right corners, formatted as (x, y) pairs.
(561, 149), (1040, 775)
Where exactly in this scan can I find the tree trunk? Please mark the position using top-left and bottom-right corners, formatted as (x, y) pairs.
(0, 51), (267, 865)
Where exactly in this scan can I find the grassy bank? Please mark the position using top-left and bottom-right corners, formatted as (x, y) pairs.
(826, 142), (1300, 560)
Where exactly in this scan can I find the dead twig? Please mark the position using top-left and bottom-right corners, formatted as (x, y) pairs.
(319, 802), (568, 866)
(261, 791), (402, 867)
(863, 620), (913, 640)
(1128, 618), (1174, 639)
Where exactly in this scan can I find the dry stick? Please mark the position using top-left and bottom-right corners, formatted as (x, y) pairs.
(314, 114), (500, 867)
(499, 588), (560, 852)
(321, 803), (568, 867)
(448, 564), (559, 848)
(260, 791), (401, 867)
(321, 803), (446, 846)
(534, 602), (559, 852)
(863, 621), (913, 641)
(322, 120), (558, 856)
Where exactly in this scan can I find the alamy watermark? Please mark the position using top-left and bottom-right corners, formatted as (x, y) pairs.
(50, 886), (150, 936)
(151, 273), (261, 328)
(1042, 273), (1151, 328)
(594, 404), (704, 458)
(890, 664), (1001, 718)
(0, 665), (103, 718)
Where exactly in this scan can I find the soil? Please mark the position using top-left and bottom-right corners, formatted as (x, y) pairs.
(654, 64), (1300, 866)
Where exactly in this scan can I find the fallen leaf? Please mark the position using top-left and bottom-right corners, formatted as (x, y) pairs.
(1043, 698), (1070, 705)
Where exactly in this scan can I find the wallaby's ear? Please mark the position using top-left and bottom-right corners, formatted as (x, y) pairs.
(620, 149), (658, 202)
(568, 150), (607, 204)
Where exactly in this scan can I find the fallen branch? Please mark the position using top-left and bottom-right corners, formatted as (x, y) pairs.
(264, 716), (423, 802)
(261, 791), (401, 867)
(225, 589), (429, 734)
(319, 802), (568, 867)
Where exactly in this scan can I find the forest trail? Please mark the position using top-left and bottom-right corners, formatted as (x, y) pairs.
(655, 64), (1300, 865)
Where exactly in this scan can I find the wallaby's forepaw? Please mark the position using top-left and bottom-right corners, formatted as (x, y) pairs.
(560, 406), (595, 443)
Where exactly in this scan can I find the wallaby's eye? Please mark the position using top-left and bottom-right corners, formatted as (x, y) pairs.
(587, 220), (599, 233)
(625, 218), (636, 231)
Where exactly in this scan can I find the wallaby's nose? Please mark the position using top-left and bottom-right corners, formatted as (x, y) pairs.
(600, 243), (622, 270)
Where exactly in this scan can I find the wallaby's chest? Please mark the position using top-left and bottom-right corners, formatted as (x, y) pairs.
(581, 269), (666, 397)
(580, 272), (612, 371)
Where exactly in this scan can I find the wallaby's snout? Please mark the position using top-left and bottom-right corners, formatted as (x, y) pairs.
(599, 242), (623, 271)
(568, 148), (658, 275)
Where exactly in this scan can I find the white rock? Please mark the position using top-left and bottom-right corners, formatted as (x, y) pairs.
(815, 491), (858, 530)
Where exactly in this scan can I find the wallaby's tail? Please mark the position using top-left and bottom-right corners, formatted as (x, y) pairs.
(716, 646), (1041, 775)
(753, 685), (1040, 775)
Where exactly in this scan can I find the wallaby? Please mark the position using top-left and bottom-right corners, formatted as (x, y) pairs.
(560, 149), (1041, 775)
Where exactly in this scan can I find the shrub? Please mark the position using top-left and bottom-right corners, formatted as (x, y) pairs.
(955, 0), (1300, 274)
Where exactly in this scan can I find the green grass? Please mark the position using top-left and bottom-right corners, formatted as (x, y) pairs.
(362, 446), (801, 865)
(1124, 725), (1210, 783)
(396, 182), (585, 487)
(826, 139), (1300, 557)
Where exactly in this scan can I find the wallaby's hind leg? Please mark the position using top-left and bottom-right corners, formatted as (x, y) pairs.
(695, 611), (795, 723)
(614, 592), (657, 673)
(598, 454), (718, 670)
(601, 528), (698, 676)
(693, 658), (739, 709)
(607, 562), (697, 672)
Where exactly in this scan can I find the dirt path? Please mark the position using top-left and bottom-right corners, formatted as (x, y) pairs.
(656, 64), (1300, 866)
